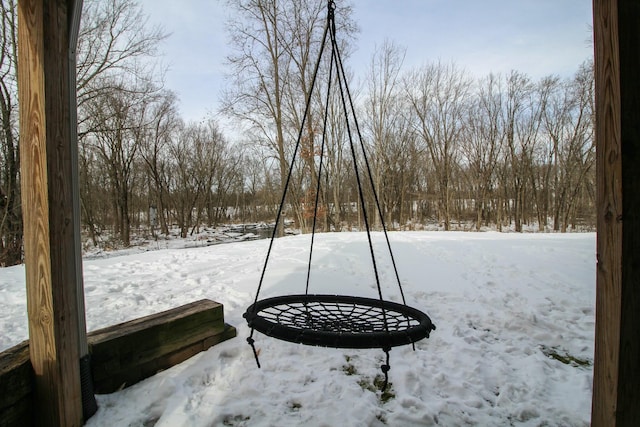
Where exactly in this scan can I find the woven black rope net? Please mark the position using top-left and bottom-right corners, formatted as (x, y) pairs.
(245, 294), (435, 349)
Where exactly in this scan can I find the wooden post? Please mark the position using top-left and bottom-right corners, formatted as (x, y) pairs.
(66, 0), (99, 420)
(592, 0), (640, 425)
(17, 0), (84, 425)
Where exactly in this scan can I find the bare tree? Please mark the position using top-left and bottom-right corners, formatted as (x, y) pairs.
(526, 76), (559, 231)
(222, 0), (292, 206)
(363, 40), (408, 228)
(320, 90), (352, 230)
(166, 119), (233, 237)
(405, 61), (471, 230)
(461, 73), (505, 230)
(75, 0), (168, 246)
(501, 71), (538, 231)
(76, 0), (167, 124)
(543, 61), (595, 231)
(238, 151), (266, 222)
(79, 139), (113, 246)
(167, 122), (198, 238)
(83, 79), (162, 245)
(222, 0), (356, 233)
(0, 0), (168, 256)
(284, 0), (356, 231)
(0, 0), (19, 265)
(139, 90), (180, 235)
(364, 63), (422, 229)
(200, 121), (242, 228)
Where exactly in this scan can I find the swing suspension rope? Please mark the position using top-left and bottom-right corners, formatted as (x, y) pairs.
(244, 0), (435, 390)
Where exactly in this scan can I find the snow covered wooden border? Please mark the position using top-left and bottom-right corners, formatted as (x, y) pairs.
(0, 299), (236, 423)
(88, 299), (236, 394)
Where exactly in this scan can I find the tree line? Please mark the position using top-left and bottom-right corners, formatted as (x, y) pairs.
(222, 0), (595, 235)
(0, 0), (594, 266)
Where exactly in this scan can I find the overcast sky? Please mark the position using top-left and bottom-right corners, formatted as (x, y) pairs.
(138, 0), (593, 125)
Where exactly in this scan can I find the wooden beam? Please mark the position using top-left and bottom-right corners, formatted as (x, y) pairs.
(17, 0), (83, 425)
(0, 342), (33, 426)
(592, 0), (622, 423)
(65, 0), (98, 420)
(0, 300), (237, 423)
(592, 0), (640, 425)
(88, 299), (236, 394)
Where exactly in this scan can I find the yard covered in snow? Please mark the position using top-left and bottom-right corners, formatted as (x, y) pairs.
(0, 231), (595, 426)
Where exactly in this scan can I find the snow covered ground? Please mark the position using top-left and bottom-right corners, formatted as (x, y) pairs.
(0, 231), (595, 426)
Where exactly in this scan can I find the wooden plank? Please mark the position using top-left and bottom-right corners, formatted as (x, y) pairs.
(592, 0), (622, 424)
(88, 300), (223, 342)
(0, 300), (236, 427)
(90, 324), (236, 394)
(0, 300), (237, 422)
(0, 398), (32, 427)
(17, 0), (83, 425)
(87, 299), (236, 394)
(88, 300), (224, 371)
(592, 0), (640, 425)
(0, 341), (33, 427)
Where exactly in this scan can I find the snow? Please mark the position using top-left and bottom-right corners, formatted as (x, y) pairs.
(0, 231), (595, 426)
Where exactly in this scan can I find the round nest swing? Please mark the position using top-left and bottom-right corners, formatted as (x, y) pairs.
(245, 294), (435, 349)
(243, 0), (436, 388)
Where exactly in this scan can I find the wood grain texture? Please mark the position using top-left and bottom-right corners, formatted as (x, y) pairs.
(17, 0), (83, 425)
(592, 0), (622, 424)
(42, 0), (83, 423)
(591, 0), (622, 427)
(17, 0), (57, 423)
(87, 300), (236, 394)
(592, 0), (640, 425)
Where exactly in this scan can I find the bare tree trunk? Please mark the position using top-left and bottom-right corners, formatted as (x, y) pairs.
(0, 0), (21, 265)
(405, 62), (470, 232)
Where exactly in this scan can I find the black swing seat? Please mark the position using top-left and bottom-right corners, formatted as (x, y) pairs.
(244, 294), (436, 349)
(243, 1), (437, 386)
